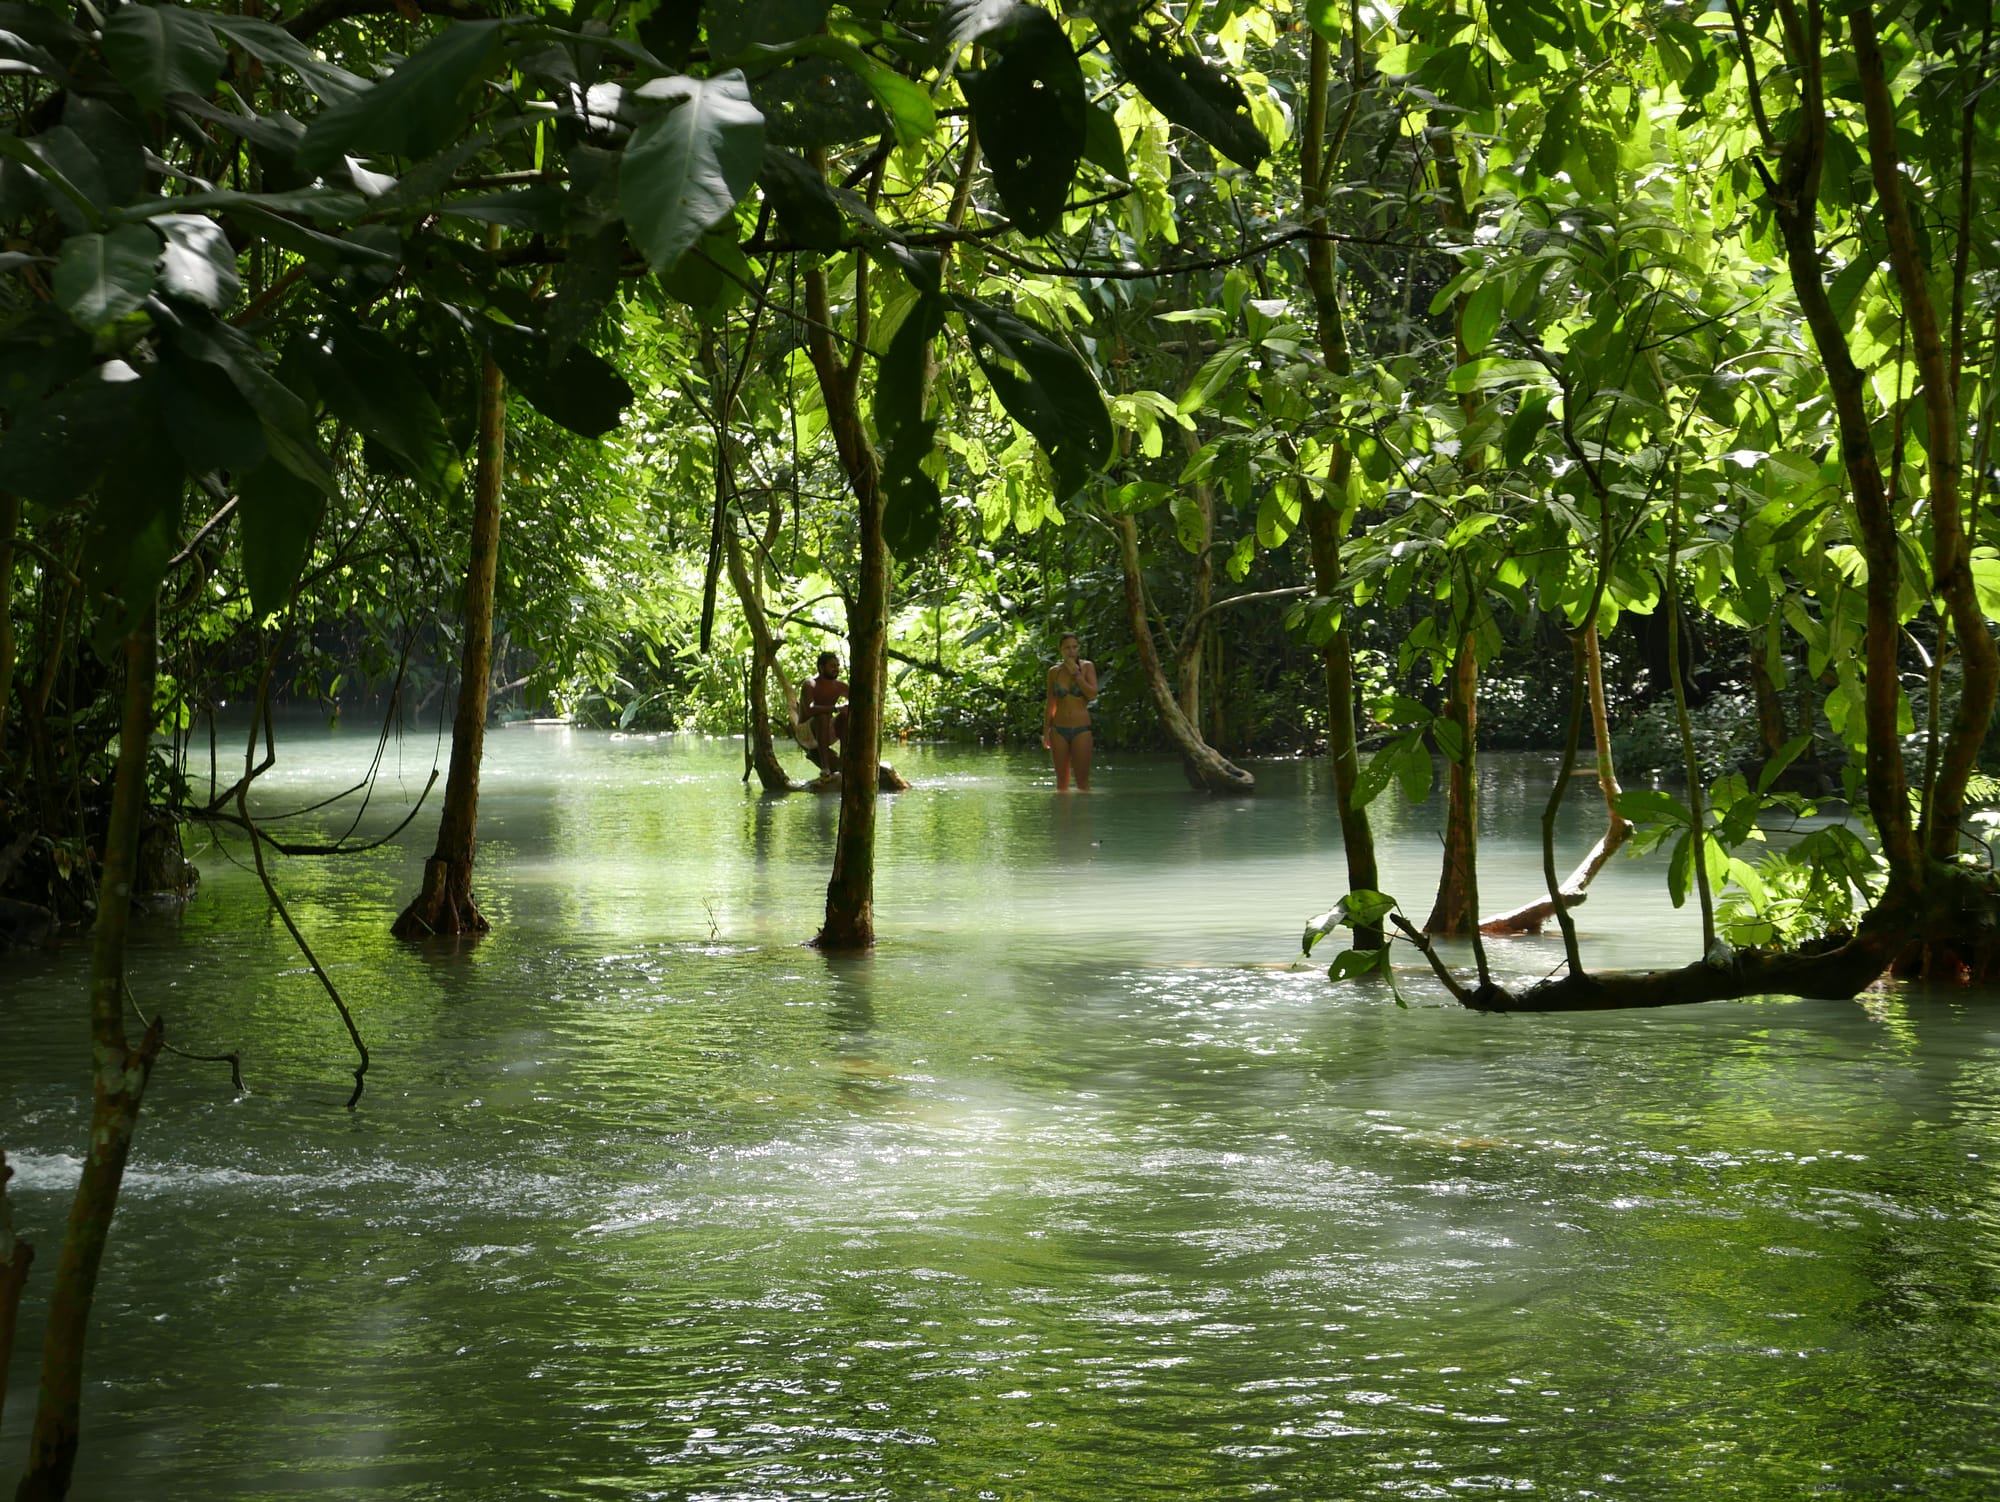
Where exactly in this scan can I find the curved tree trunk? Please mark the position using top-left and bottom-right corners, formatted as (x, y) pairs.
(1482, 624), (1630, 933)
(723, 519), (799, 793)
(17, 608), (164, 1502)
(1301, 29), (1382, 947)
(1112, 512), (1254, 791)
(1424, 631), (1481, 934)
(805, 255), (889, 949)
(393, 339), (504, 939)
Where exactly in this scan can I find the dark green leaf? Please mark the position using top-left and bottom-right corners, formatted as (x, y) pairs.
(295, 21), (504, 174)
(546, 226), (625, 359)
(159, 342), (265, 476)
(1615, 787), (1693, 825)
(478, 318), (634, 437)
(760, 146), (846, 250)
(1667, 828), (1692, 908)
(638, 0), (701, 71)
(62, 96), (146, 208)
(878, 295), (949, 557)
(1082, 101), (1127, 179)
(934, 0), (1021, 58)
(0, 311), (93, 417)
(102, 2), (226, 113)
(620, 71), (765, 274)
(959, 7), (1086, 235)
(52, 226), (159, 330)
(1503, 391), (1552, 468)
(205, 13), (364, 103)
(1460, 279), (1501, 356)
(1327, 948), (1385, 983)
(237, 458), (326, 617)
(705, 0), (829, 56)
(1091, 1), (1268, 168)
(168, 313), (340, 497)
(305, 316), (459, 493)
(0, 359), (146, 505)
(660, 231), (752, 323)
(439, 184), (569, 233)
(953, 297), (1111, 498)
(85, 392), (182, 641)
(1756, 734), (1814, 796)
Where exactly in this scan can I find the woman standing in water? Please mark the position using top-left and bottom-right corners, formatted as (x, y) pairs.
(1042, 632), (1097, 791)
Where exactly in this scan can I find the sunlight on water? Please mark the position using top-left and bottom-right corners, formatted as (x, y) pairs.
(5, 727), (2000, 1498)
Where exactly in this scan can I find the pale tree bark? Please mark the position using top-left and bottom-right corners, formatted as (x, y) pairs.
(1112, 512), (1254, 791)
(393, 336), (505, 938)
(1301, 24), (1382, 948)
(16, 608), (164, 1502)
(1481, 624), (1630, 933)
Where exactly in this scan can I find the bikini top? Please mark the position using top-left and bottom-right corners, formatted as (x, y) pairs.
(1051, 679), (1087, 699)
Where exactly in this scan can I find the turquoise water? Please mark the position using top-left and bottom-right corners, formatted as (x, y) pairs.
(4, 729), (2000, 1498)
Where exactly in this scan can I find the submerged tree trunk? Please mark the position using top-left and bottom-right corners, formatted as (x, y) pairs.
(723, 520), (798, 793)
(17, 609), (164, 1502)
(1482, 624), (1630, 933)
(1112, 512), (1254, 792)
(1425, 632), (1481, 935)
(392, 340), (505, 939)
(804, 255), (889, 948)
(1301, 29), (1382, 947)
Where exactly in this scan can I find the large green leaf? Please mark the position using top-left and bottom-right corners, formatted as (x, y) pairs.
(0, 359), (147, 505)
(705, 0), (830, 57)
(620, 71), (765, 275)
(237, 458), (326, 618)
(52, 225), (159, 330)
(159, 342), (266, 476)
(877, 294), (949, 557)
(954, 298), (1111, 499)
(295, 22), (504, 174)
(85, 391), (183, 642)
(1090, 1), (1268, 168)
(102, 2), (226, 113)
(303, 316), (459, 493)
(660, 232), (754, 324)
(153, 214), (241, 311)
(203, 13), (364, 104)
(958, 6), (1086, 235)
(168, 314), (340, 498)
(477, 318), (634, 438)
(759, 146), (846, 250)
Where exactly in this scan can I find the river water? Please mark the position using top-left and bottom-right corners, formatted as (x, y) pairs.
(4, 729), (2000, 1498)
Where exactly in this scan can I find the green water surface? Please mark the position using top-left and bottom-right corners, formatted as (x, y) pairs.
(4, 729), (1999, 1499)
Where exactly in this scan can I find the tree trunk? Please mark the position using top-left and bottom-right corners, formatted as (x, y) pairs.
(16, 609), (164, 1502)
(723, 520), (799, 793)
(1482, 623), (1630, 933)
(392, 338), (504, 939)
(0, 490), (19, 748)
(1748, 624), (1789, 759)
(1, 1150), (30, 1432)
(1172, 428), (1214, 730)
(1425, 632), (1481, 934)
(1301, 29), (1382, 948)
(1112, 512), (1254, 791)
(804, 256), (888, 949)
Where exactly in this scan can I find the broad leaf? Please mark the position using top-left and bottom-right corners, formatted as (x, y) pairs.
(478, 318), (634, 438)
(237, 458), (326, 618)
(1327, 948), (1385, 983)
(102, 2), (226, 113)
(159, 342), (266, 476)
(296, 22), (504, 174)
(52, 226), (159, 329)
(168, 314), (340, 498)
(621, 71), (765, 274)
(760, 146), (846, 250)
(954, 298), (1111, 499)
(304, 316), (459, 493)
(959, 6), (1086, 235)
(0, 359), (147, 505)
(1091, 1), (1268, 168)
(878, 295), (949, 557)
(153, 214), (241, 311)
(85, 393), (182, 641)
(1460, 280), (1502, 356)
(705, 0), (830, 56)
(1614, 788), (1693, 825)
(205, 13), (364, 103)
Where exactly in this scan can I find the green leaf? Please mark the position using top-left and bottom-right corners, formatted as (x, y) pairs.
(102, 2), (226, 113)
(958, 6), (1086, 236)
(438, 184), (569, 233)
(1756, 733), (1813, 795)
(153, 214), (240, 311)
(478, 318), (634, 438)
(954, 297), (1111, 499)
(0, 359), (147, 505)
(620, 71), (766, 275)
(1616, 787), (1693, 825)
(1460, 280), (1502, 356)
(1304, 0), (1343, 43)
(204, 13), (364, 103)
(237, 458), (326, 618)
(760, 146), (846, 250)
(1091, 1), (1269, 168)
(1082, 100), (1127, 179)
(878, 294), (949, 557)
(51, 226), (159, 330)
(169, 314), (339, 498)
(158, 342), (265, 476)
(705, 0), (830, 56)
(855, 56), (936, 152)
(1395, 736), (1433, 804)
(304, 316), (459, 493)
(85, 393), (182, 640)
(1446, 357), (1547, 394)
(295, 21), (504, 174)
(1341, 889), (1399, 928)
(1327, 948), (1384, 983)
(660, 231), (753, 323)
(1667, 828), (1692, 908)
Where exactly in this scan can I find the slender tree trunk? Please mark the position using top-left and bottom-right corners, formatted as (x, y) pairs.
(393, 339), (505, 939)
(17, 609), (164, 1502)
(1, 1150), (30, 1431)
(804, 256), (888, 948)
(0, 491), (19, 748)
(1482, 624), (1630, 933)
(1112, 513), (1254, 791)
(1301, 27), (1382, 948)
(1173, 429), (1214, 730)
(1748, 625), (1789, 759)
(1425, 632), (1481, 934)
(723, 521), (798, 793)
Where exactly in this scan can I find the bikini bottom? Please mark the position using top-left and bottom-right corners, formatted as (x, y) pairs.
(1052, 723), (1093, 744)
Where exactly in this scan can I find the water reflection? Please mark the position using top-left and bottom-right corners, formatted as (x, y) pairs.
(1, 730), (1997, 1497)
